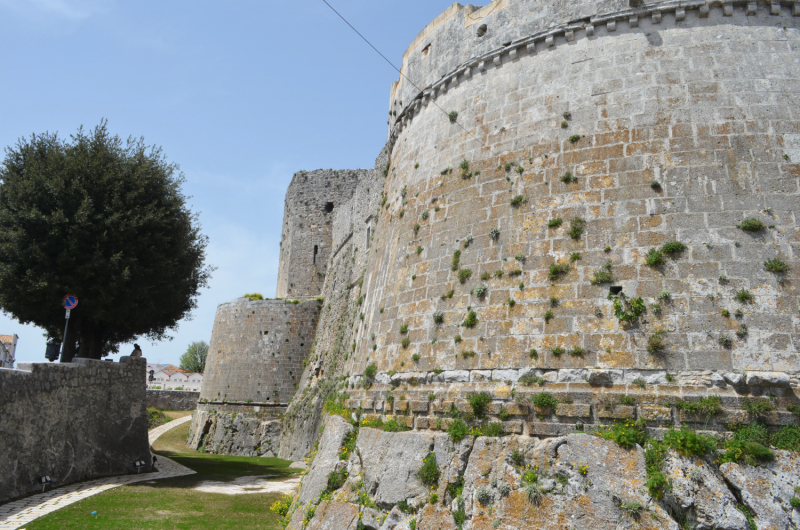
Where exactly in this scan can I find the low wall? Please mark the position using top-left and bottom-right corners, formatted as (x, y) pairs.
(147, 389), (199, 411)
(0, 357), (151, 503)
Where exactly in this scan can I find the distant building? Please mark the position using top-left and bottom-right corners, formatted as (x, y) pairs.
(147, 364), (203, 391)
(0, 334), (18, 369)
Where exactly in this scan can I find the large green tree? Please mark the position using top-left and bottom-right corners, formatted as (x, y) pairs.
(0, 121), (213, 360)
(179, 340), (208, 373)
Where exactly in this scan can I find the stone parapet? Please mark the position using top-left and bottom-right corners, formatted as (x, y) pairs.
(0, 357), (150, 503)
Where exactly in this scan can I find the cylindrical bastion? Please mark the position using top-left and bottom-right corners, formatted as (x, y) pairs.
(338, 0), (800, 435)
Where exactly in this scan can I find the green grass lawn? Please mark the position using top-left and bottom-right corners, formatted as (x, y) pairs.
(24, 421), (297, 529)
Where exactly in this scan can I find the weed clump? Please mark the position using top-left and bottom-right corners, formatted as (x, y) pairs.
(418, 453), (440, 486)
(590, 262), (614, 285)
(560, 171), (577, 184)
(569, 217), (585, 239)
(458, 268), (472, 284)
(764, 258), (789, 273)
(548, 262), (571, 281)
(462, 311), (478, 328)
(510, 195), (526, 207)
(737, 218), (766, 232)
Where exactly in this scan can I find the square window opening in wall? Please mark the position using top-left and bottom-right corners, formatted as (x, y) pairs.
(324, 202), (334, 213)
(609, 286), (623, 295)
(421, 43), (431, 57)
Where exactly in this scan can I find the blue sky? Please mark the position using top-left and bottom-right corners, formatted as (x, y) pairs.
(0, 0), (457, 366)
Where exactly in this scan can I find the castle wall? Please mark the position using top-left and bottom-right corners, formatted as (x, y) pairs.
(199, 298), (321, 408)
(389, 0), (632, 128)
(279, 148), (389, 460)
(278, 0), (800, 454)
(353, 2), (800, 380)
(146, 389), (199, 411)
(276, 169), (364, 298)
(0, 357), (150, 503)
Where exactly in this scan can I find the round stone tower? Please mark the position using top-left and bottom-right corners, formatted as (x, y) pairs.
(316, 0), (800, 438)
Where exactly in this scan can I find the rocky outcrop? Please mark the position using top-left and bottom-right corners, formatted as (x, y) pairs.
(298, 415), (353, 504)
(286, 416), (800, 530)
(721, 451), (800, 530)
(186, 410), (281, 457)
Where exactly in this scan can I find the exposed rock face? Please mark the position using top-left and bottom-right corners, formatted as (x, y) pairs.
(662, 451), (748, 530)
(298, 415), (353, 504)
(287, 416), (800, 530)
(186, 410), (281, 457)
(721, 451), (800, 530)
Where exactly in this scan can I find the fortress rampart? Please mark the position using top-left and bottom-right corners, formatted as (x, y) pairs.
(197, 297), (321, 410)
(197, 0), (800, 464)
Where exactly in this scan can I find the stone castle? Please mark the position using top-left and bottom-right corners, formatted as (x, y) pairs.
(189, 1), (800, 527)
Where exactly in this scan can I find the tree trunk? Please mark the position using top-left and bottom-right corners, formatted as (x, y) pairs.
(76, 327), (106, 360)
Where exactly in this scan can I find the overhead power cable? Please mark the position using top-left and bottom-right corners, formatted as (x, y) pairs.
(320, 0), (500, 159)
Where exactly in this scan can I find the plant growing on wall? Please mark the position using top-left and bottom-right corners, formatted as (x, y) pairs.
(510, 195), (526, 207)
(764, 258), (789, 273)
(458, 269), (472, 284)
(646, 248), (664, 267)
(490, 227), (501, 240)
(548, 218), (563, 228)
(737, 218), (766, 232)
(734, 290), (753, 304)
(548, 262), (571, 281)
(569, 217), (585, 239)
(647, 329), (666, 354)
(613, 293), (646, 323)
(661, 241), (686, 255)
(448, 111), (458, 123)
(421, 209), (429, 220)
(462, 311), (478, 328)
(451, 250), (461, 271)
(433, 311), (444, 324)
(474, 284), (488, 298)
(590, 263), (614, 285)
(560, 171), (577, 184)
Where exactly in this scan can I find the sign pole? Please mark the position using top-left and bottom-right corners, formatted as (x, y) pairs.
(61, 309), (71, 357)
(60, 295), (79, 359)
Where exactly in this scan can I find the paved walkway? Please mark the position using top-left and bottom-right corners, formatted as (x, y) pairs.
(0, 415), (196, 530)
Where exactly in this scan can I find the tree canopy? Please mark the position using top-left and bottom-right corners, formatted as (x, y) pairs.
(179, 340), (208, 373)
(0, 121), (213, 360)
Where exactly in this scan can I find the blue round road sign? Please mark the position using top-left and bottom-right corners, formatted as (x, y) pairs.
(62, 294), (78, 310)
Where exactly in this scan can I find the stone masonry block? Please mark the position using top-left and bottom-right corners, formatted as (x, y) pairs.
(607, 20), (616, 32)
(652, 11), (662, 23)
(721, 409), (748, 424)
(529, 422), (576, 437)
(676, 8), (686, 20)
(640, 406), (672, 422)
(503, 421), (524, 434)
(746, 2), (757, 15)
(597, 405), (636, 419)
(410, 400), (429, 413)
(723, 3), (733, 16)
(556, 403), (592, 418)
(770, 2), (780, 15)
